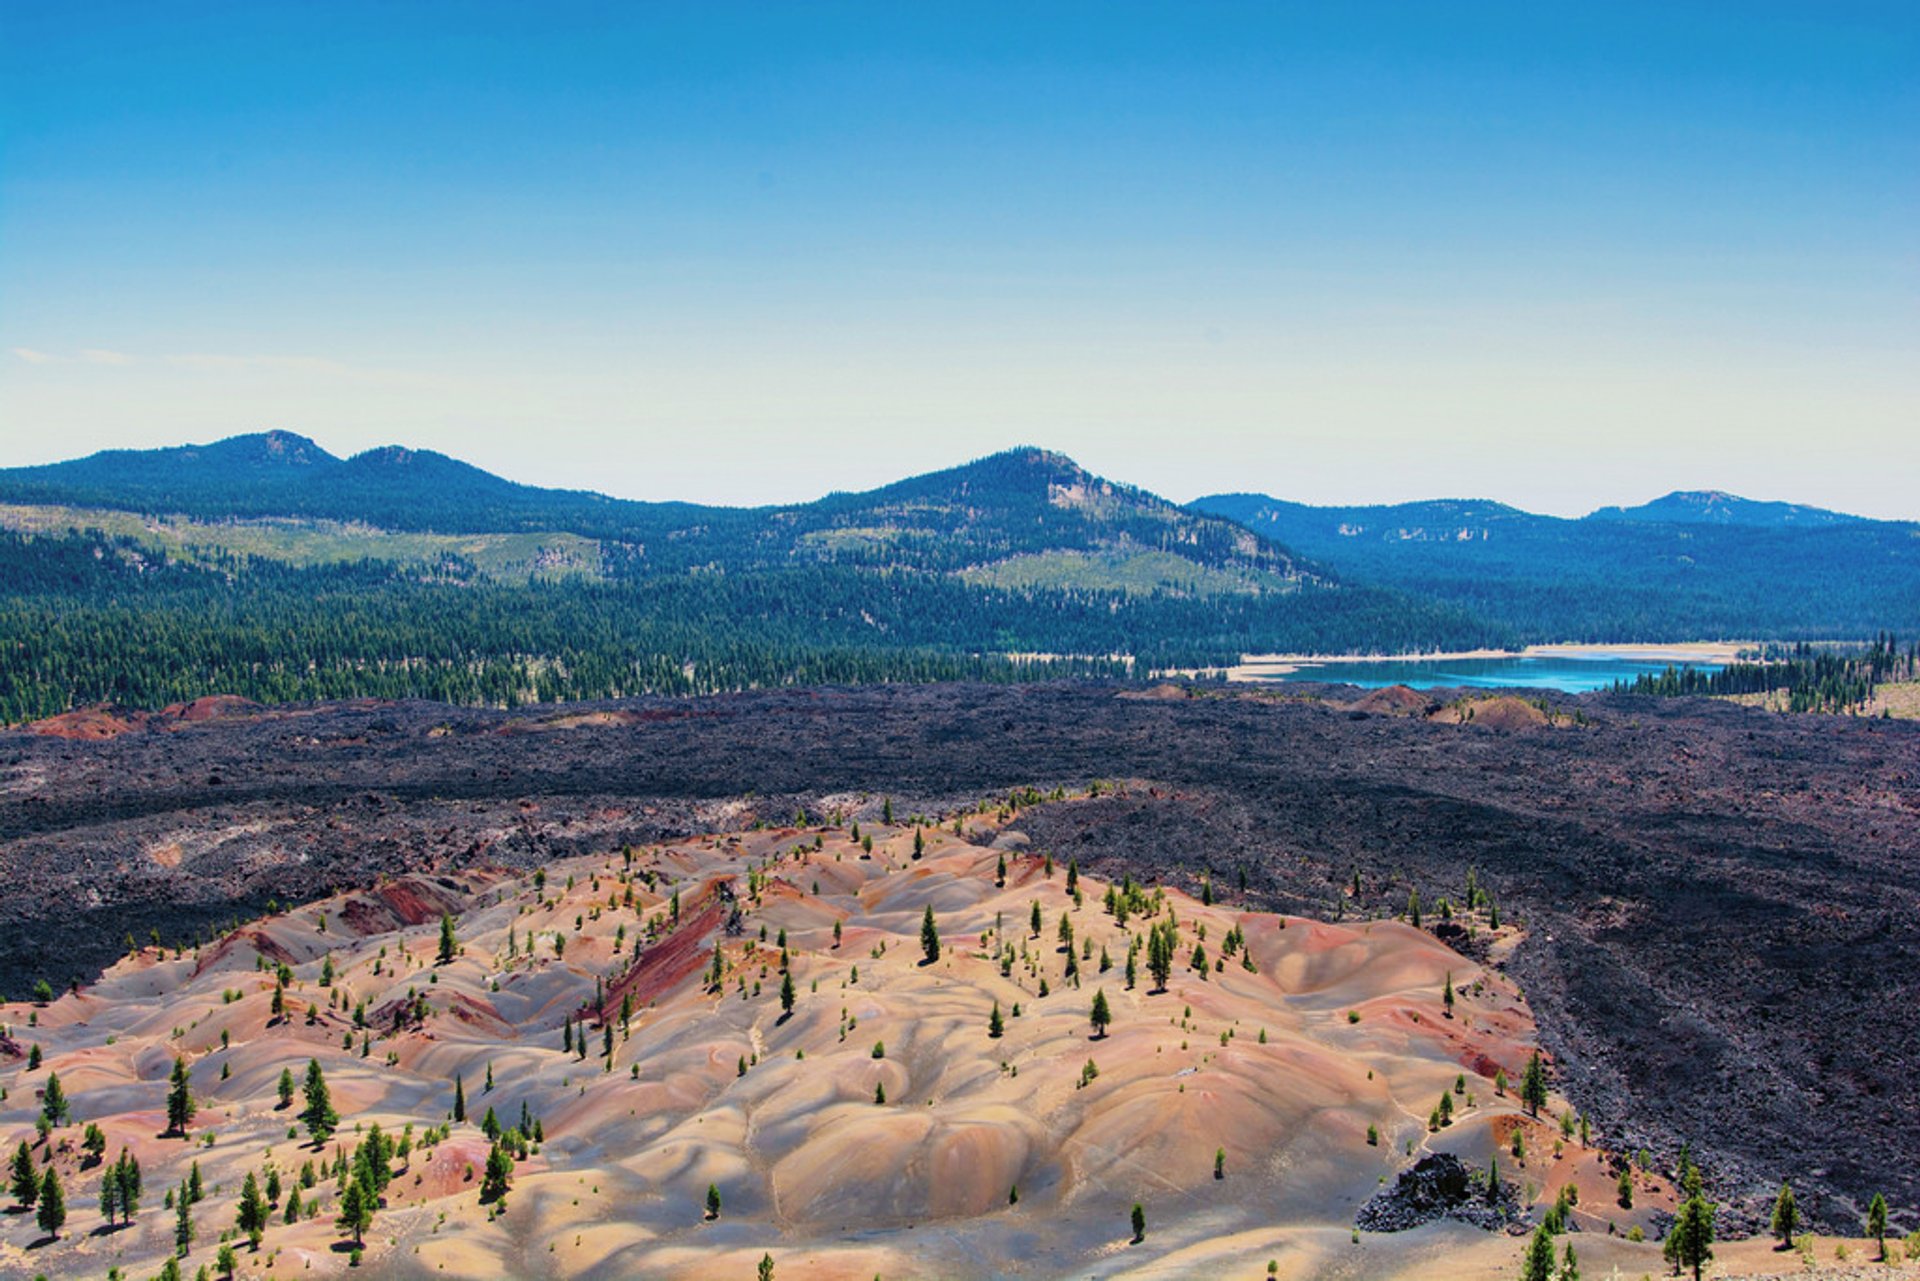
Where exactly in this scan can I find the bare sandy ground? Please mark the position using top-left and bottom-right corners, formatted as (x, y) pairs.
(1, 792), (1895, 1279)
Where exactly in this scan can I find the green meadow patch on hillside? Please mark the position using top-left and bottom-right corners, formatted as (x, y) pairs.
(958, 547), (1295, 597)
(0, 503), (604, 581)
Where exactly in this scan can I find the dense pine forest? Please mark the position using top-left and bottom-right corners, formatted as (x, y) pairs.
(1621, 636), (1918, 714)
(0, 530), (1495, 725)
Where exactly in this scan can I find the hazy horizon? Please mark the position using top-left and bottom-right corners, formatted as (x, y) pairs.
(4, 3), (1915, 519)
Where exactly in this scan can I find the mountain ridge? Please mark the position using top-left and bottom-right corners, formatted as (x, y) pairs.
(3, 432), (1900, 531)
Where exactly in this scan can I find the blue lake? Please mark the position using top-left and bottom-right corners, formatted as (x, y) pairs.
(1261, 653), (1721, 695)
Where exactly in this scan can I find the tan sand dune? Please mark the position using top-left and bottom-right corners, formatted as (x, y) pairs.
(10, 792), (1843, 1281)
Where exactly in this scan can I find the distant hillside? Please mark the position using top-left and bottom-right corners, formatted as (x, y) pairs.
(1589, 489), (1864, 528)
(0, 437), (1299, 591)
(0, 438), (1495, 724)
(1191, 492), (1920, 642)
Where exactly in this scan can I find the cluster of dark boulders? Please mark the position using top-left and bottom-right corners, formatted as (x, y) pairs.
(1355, 1153), (1525, 1233)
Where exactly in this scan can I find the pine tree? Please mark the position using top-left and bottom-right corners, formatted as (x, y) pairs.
(1089, 988), (1112, 1039)
(301, 1059), (338, 1143)
(1442, 972), (1455, 1018)
(276, 1067), (295, 1110)
(988, 1001), (1004, 1039)
(921, 905), (941, 964)
(705, 1182), (722, 1219)
(36, 1165), (65, 1240)
(40, 1070), (70, 1126)
(336, 1173), (373, 1245)
(166, 1056), (196, 1137)
(236, 1171), (269, 1249)
(1520, 1222), (1556, 1281)
(8, 1139), (37, 1208)
(759, 1253), (775, 1281)
(1030, 900), (1042, 937)
(1557, 1240), (1580, 1281)
(995, 853), (1007, 887)
(1130, 1202), (1146, 1243)
(100, 1161), (123, 1227)
(284, 1184), (301, 1224)
(1867, 1192), (1888, 1260)
(438, 912), (458, 965)
(1065, 860), (1078, 894)
(117, 1150), (142, 1220)
(1521, 1050), (1548, 1117)
(453, 1074), (466, 1123)
(779, 970), (795, 1015)
(1147, 919), (1176, 992)
(1769, 1181), (1795, 1248)
(480, 1141), (513, 1204)
(175, 1179), (195, 1255)
(1616, 1166), (1634, 1209)
(217, 1242), (238, 1280)
(1671, 1193), (1715, 1281)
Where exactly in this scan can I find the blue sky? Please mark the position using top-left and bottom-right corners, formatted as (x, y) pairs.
(2, 2), (1915, 515)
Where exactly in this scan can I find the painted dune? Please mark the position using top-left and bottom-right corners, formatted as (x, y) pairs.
(2, 795), (1706, 1280)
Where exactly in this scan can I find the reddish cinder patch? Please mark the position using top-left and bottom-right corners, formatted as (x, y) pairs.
(594, 879), (730, 1020)
(25, 705), (144, 739)
(192, 927), (300, 978)
(161, 694), (260, 723)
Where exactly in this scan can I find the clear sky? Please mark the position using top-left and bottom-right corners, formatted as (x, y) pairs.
(2, 2), (1915, 516)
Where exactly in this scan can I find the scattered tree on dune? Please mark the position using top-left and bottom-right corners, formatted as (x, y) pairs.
(8, 1139), (37, 1209)
(1146, 919), (1177, 992)
(165, 1056), (196, 1137)
(480, 1140), (513, 1205)
(36, 1165), (65, 1240)
(235, 1171), (269, 1250)
(40, 1070), (70, 1126)
(1130, 1202), (1146, 1243)
(989, 1000), (1004, 1039)
(1520, 1222), (1556, 1281)
(438, 911), (458, 965)
(780, 969), (795, 1015)
(276, 1067), (295, 1110)
(705, 1182), (721, 1220)
(922, 905), (941, 964)
(1090, 988), (1112, 1039)
(1867, 1192), (1888, 1260)
(301, 1059), (338, 1143)
(337, 1172), (374, 1245)
(174, 1177), (194, 1256)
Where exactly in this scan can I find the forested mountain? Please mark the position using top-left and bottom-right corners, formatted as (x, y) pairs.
(1190, 493), (1920, 642)
(1, 434), (1912, 726)
(1588, 490), (1863, 528)
(0, 440), (1497, 724)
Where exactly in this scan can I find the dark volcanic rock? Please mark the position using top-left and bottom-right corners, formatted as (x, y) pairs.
(1, 681), (1916, 1230)
(1356, 1153), (1522, 1232)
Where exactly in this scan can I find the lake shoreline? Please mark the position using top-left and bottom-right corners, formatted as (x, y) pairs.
(1227, 641), (1749, 684)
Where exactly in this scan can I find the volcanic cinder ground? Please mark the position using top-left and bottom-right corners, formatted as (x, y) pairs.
(1, 798), (1710, 1281)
